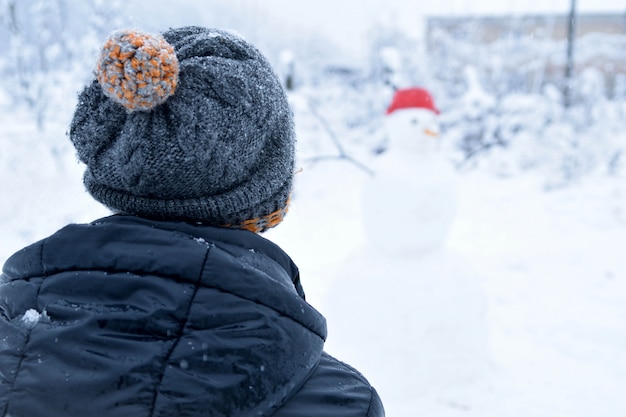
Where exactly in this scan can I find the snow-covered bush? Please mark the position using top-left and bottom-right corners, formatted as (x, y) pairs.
(439, 65), (626, 185)
(421, 26), (626, 185)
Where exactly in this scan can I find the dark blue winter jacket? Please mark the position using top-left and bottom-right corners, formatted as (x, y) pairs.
(0, 215), (383, 417)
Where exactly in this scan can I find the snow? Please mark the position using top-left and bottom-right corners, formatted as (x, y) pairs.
(265, 88), (626, 415)
(270, 163), (626, 416)
(1, 91), (625, 415)
(193, 237), (211, 247)
(21, 309), (42, 326)
(1, 4), (626, 415)
(20, 309), (49, 329)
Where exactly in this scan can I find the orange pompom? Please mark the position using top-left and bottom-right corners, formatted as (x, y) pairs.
(96, 30), (179, 111)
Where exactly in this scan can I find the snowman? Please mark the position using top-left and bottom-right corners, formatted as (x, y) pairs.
(361, 87), (458, 256)
(322, 88), (494, 415)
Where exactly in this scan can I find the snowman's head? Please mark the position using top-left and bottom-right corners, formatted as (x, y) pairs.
(384, 87), (441, 154)
(384, 107), (440, 154)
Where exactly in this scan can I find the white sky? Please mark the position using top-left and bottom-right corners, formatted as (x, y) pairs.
(130, 0), (625, 60)
(260, 0), (625, 50)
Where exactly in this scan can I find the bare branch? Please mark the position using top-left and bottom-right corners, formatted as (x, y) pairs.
(304, 97), (374, 176)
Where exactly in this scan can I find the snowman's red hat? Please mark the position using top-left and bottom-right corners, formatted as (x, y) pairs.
(386, 87), (440, 115)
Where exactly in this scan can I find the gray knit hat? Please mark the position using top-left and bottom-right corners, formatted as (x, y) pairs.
(69, 26), (295, 233)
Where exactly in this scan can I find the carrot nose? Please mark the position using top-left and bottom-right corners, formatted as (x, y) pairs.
(423, 128), (439, 137)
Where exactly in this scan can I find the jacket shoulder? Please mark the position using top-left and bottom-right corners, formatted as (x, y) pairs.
(273, 352), (385, 417)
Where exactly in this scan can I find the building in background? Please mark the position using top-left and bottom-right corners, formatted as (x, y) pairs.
(426, 12), (626, 98)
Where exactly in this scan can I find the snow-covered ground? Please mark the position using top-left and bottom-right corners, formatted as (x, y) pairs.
(268, 157), (626, 416)
(1, 86), (626, 417)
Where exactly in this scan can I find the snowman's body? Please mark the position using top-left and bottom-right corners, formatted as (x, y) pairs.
(323, 247), (492, 416)
(362, 106), (458, 255)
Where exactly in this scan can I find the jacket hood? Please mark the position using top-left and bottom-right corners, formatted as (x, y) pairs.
(0, 215), (326, 417)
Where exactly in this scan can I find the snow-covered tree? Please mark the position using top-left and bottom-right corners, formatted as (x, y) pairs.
(0, 0), (128, 128)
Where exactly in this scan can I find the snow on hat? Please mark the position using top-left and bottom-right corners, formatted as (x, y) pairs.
(69, 27), (295, 233)
(386, 87), (440, 115)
